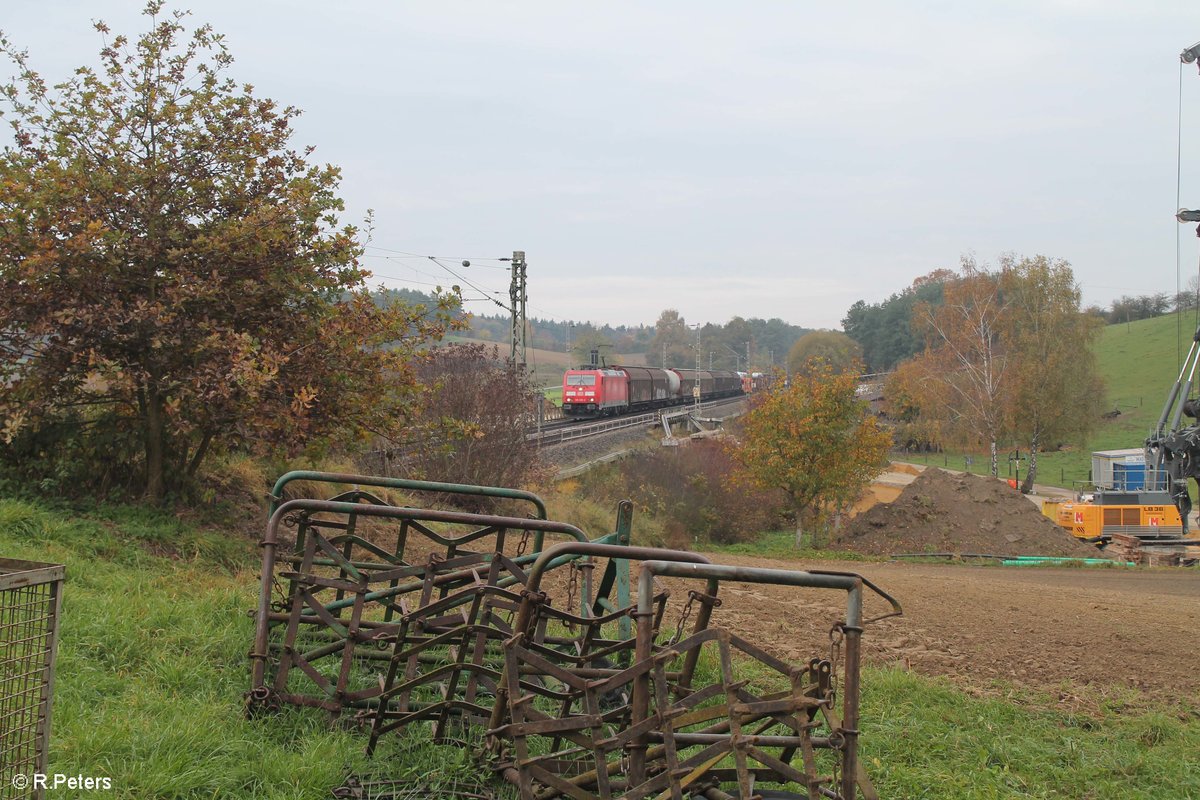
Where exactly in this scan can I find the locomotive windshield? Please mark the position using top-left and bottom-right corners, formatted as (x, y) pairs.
(566, 374), (597, 386)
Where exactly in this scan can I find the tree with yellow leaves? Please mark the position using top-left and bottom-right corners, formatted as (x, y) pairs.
(730, 361), (891, 547)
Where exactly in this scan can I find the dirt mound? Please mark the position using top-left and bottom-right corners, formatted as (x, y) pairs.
(833, 467), (1103, 558)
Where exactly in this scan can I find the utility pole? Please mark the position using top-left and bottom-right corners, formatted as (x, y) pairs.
(508, 250), (527, 366)
(721, 343), (741, 372)
(694, 324), (702, 415)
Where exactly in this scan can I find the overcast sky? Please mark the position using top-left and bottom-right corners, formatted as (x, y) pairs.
(5, 2), (1200, 329)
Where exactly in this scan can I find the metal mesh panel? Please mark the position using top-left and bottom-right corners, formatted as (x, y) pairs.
(0, 560), (64, 800)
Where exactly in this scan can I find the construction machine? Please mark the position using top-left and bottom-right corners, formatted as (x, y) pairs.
(1051, 44), (1200, 553)
(1143, 324), (1200, 534)
(1053, 326), (1200, 545)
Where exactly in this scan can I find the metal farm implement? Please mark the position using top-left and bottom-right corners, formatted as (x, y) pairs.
(247, 473), (901, 799)
(248, 472), (636, 724)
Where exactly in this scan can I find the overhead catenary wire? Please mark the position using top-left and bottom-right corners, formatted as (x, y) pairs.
(426, 256), (510, 313)
(363, 254), (508, 307)
(1178, 58), (1185, 368)
(364, 245), (576, 328)
(363, 245), (510, 268)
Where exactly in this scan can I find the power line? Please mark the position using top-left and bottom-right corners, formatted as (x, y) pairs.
(369, 275), (446, 289)
(364, 246), (573, 323)
(1178, 58), (1185, 368)
(427, 256), (510, 312)
(363, 245), (510, 268)
(363, 257), (454, 282)
(364, 255), (504, 305)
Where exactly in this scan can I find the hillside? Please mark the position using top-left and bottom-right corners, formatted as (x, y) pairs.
(1034, 312), (1200, 487)
(443, 335), (648, 389)
(911, 311), (1200, 489)
(1093, 312), (1200, 442)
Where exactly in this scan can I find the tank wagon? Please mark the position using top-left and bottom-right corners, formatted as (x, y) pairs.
(562, 366), (744, 417)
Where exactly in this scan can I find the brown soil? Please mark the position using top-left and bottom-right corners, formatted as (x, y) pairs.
(833, 467), (1101, 558)
(680, 554), (1200, 712)
(848, 479), (905, 517)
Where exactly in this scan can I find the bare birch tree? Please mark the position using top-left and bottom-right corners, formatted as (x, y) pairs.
(912, 258), (1010, 476)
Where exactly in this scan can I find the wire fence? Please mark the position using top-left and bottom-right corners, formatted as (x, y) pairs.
(0, 560), (64, 800)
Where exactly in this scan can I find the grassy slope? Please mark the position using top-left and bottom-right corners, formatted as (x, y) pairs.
(1034, 312), (1197, 488)
(444, 335), (648, 398)
(4, 499), (1198, 798)
(910, 312), (1200, 489)
(0, 501), (484, 799)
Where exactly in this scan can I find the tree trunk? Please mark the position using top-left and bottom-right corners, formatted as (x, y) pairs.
(989, 440), (998, 477)
(186, 430), (214, 477)
(794, 513), (805, 548)
(144, 385), (166, 501)
(1021, 433), (1039, 494)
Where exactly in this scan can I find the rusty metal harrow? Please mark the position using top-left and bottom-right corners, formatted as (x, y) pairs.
(248, 474), (901, 800)
(486, 546), (902, 800)
(248, 473), (635, 724)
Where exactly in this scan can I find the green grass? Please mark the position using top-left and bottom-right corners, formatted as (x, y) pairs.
(0, 499), (495, 799)
(4, 498), (1197, 798)
(862, 669), (1200, 799)
(703, 529), (877, 562)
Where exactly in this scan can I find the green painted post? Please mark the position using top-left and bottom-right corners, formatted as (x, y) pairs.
(614, 500), (634, 642)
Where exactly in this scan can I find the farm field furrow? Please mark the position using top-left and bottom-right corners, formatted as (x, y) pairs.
(690, 553), (1200, 711)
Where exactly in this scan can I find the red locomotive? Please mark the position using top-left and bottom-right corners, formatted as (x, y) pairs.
(561, 365), (745, 418)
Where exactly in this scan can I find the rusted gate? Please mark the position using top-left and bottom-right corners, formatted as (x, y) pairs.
(486, 544), (902, 800)
(248, 474), (634, 724)
(249, 473), (902, 799)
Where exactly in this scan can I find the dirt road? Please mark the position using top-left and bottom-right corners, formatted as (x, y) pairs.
(686, 554), (1200, 711)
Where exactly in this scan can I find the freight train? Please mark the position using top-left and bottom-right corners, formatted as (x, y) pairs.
(561, 365), (747, 418)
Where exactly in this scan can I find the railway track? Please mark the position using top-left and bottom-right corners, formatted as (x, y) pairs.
(528, 396), (747, 447)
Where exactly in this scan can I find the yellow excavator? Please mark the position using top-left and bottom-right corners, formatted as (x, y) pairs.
(1053, 324), (1200, 545)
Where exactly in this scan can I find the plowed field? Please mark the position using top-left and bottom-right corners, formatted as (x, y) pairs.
(680, 554), (1200, 711)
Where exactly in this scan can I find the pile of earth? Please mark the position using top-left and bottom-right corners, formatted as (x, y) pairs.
(832, 467), (1103, 558)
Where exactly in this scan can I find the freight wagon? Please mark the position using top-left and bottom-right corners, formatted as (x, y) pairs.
(561, 366), (744, 418)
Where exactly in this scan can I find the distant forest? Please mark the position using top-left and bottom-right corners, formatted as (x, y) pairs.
(375, 288), (811, 372)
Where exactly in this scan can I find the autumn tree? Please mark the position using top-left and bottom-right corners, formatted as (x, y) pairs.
(568, 326), (616, 368)
(649, 309), (694, 368)
(999, 255), (1105, 490)
(909, 259), (1010, 476)
(405, 344), (544, 507)
(0, 5), (453, 500)
(730, 362), (891, 547)
(883, 357), (946, 452)
(786, 330), (862, 377)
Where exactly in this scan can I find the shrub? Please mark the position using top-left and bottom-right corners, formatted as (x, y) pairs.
(576, 440), (786, 545)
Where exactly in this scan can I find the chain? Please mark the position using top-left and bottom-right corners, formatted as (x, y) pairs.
(270, 574), (290, 612)
(829, 623), (845, 688)
(566, 562), (579, 616)
(670, 591), (699, 645)
(516, 528), (531, 558)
